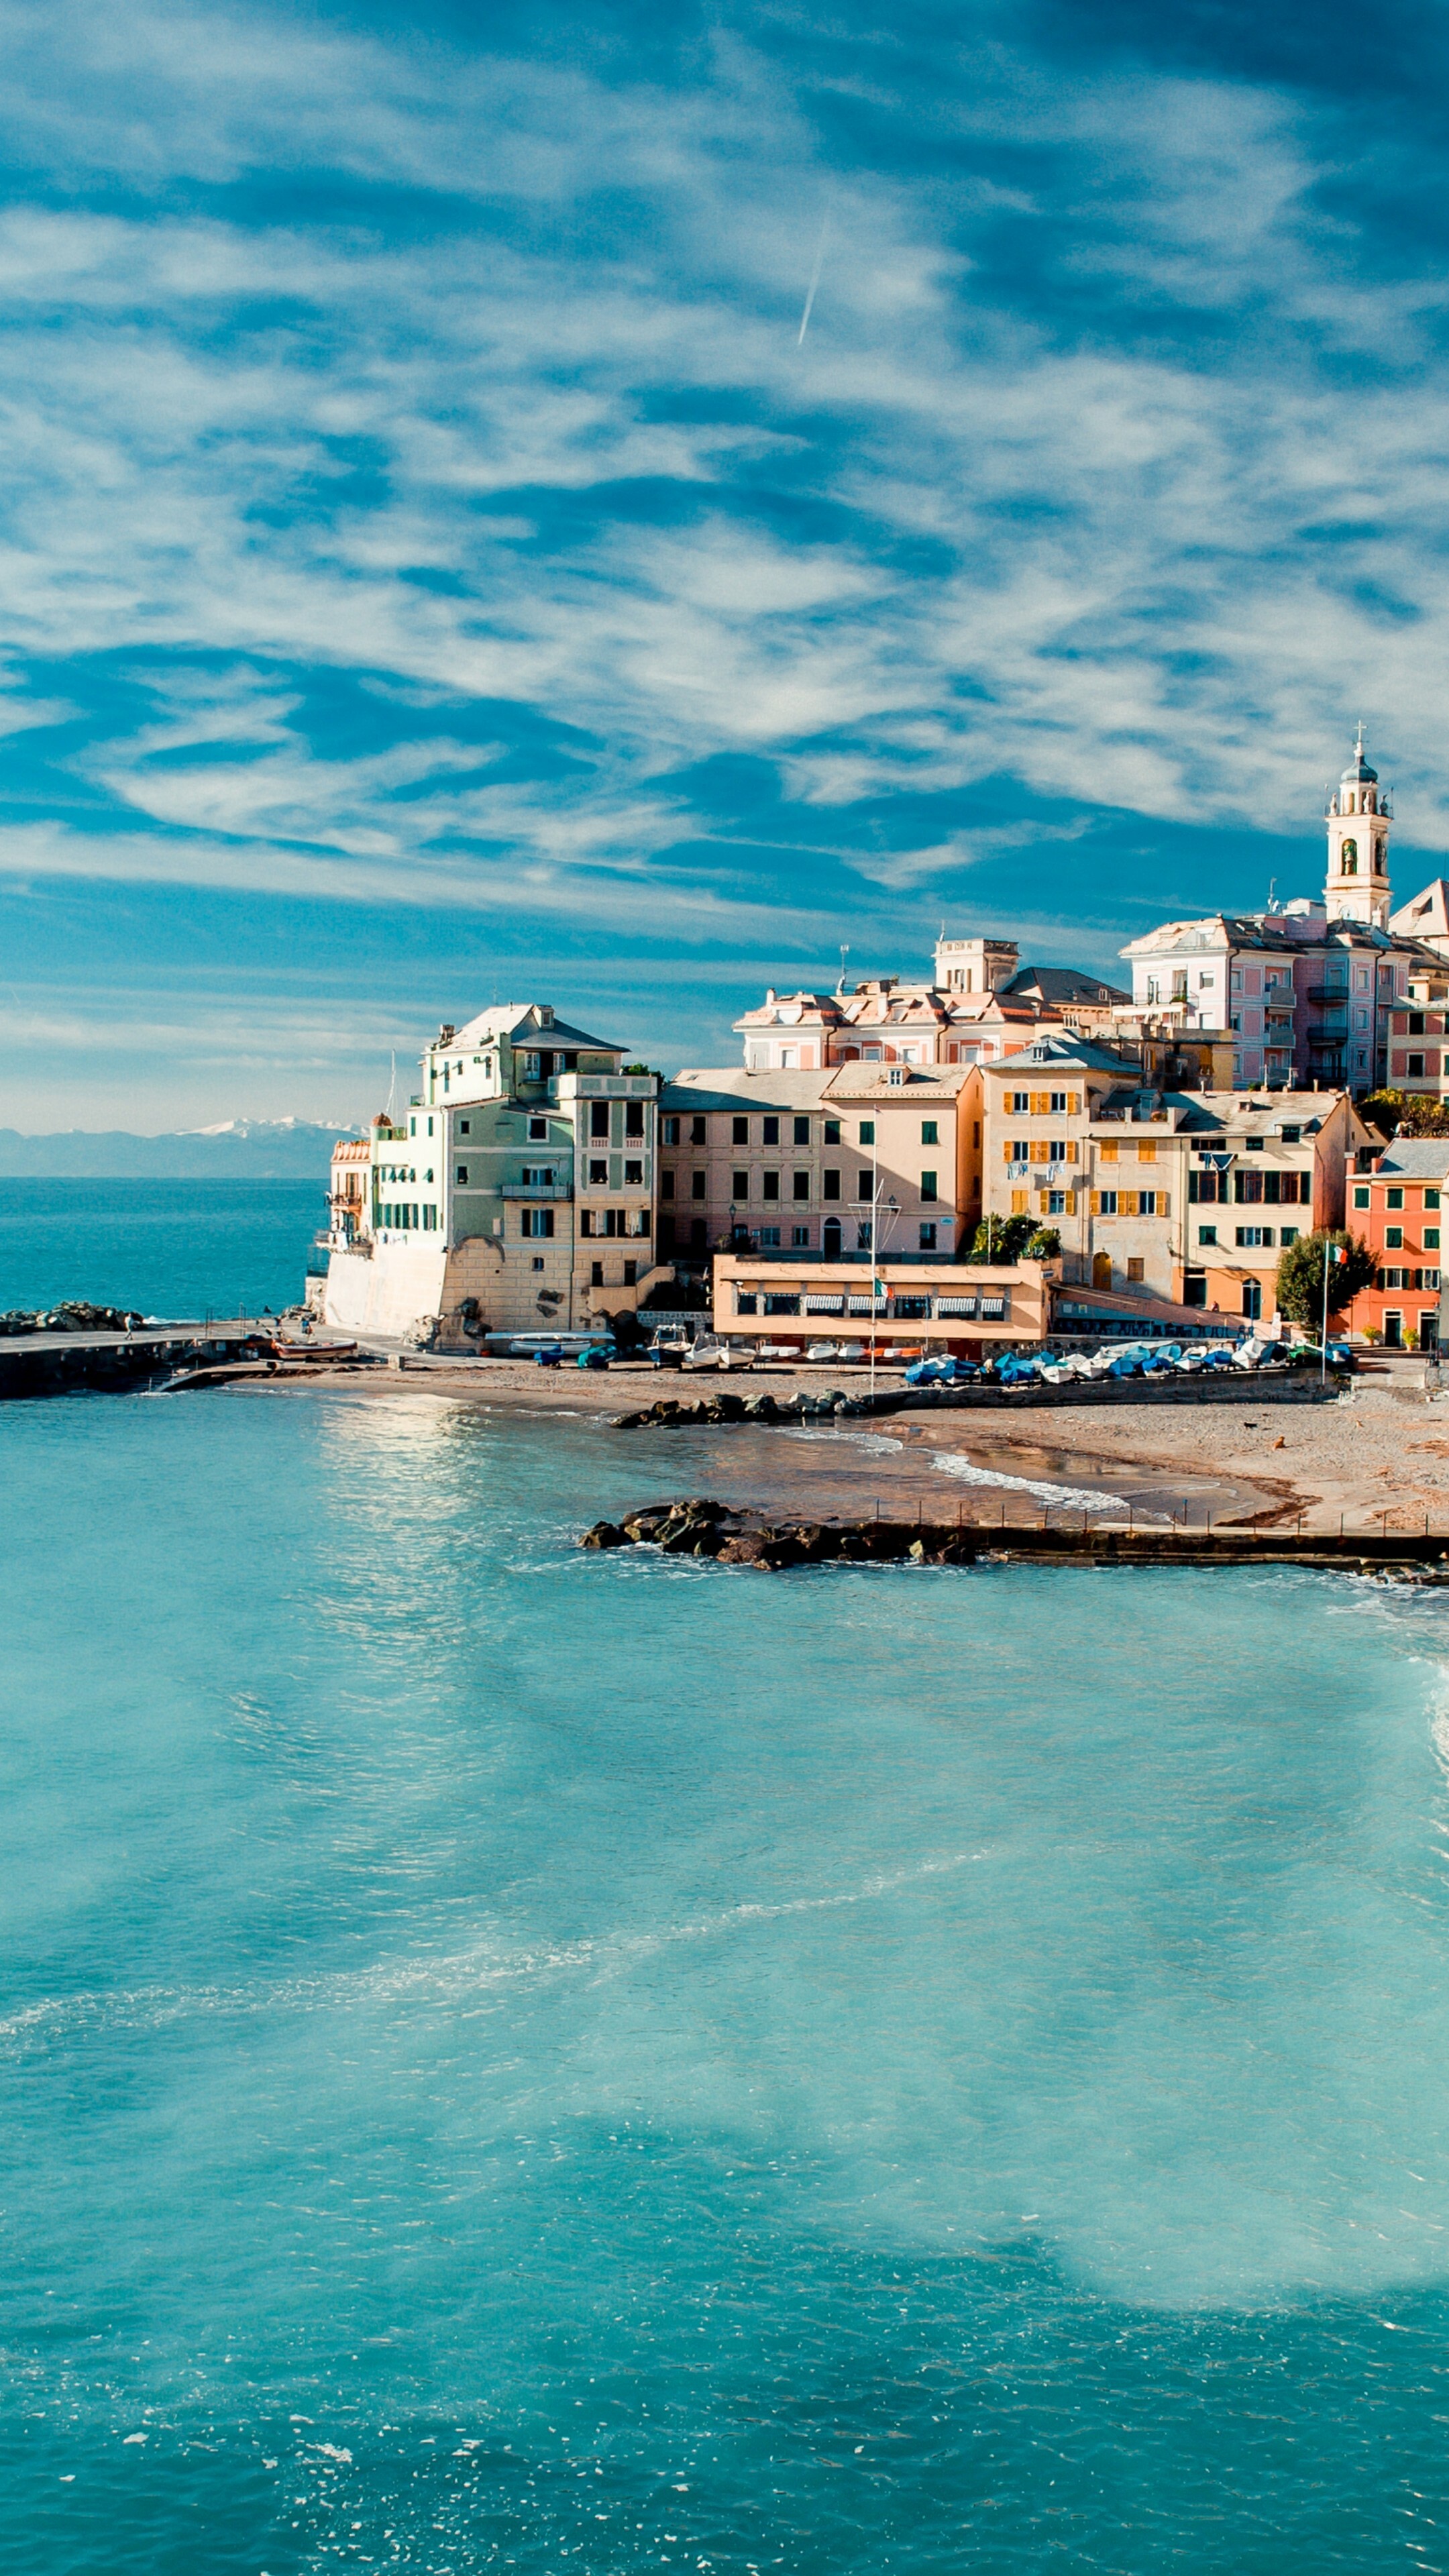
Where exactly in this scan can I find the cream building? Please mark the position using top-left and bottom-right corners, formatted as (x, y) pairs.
(323, 1002), (665, 1341)
(659, 1062), (972, 1266)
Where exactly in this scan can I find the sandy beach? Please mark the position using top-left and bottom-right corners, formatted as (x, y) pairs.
(245, 1351), (1449, 1535)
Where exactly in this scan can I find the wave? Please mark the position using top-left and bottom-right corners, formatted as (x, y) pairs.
(931, 1452), (1129, 1513)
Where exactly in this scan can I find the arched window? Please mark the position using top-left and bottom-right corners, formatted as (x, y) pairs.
(1341, 839), (1358, 875)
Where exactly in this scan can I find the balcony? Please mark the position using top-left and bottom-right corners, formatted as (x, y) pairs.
(1304, 987), (1351, 1006)
(499, 1182), (573, 1200)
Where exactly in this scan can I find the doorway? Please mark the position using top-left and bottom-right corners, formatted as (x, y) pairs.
(1091, 1252), (1112, 1290)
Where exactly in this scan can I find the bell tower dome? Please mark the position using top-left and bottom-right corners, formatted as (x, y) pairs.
(1325, 723), (1391, 928)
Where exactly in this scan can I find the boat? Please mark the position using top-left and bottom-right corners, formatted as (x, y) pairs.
(269, 1336), (356, 1360)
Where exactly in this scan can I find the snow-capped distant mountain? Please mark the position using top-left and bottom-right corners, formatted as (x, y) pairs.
(0, 1120), (357, 1177)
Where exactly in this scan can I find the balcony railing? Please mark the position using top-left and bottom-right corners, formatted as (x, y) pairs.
(499, 1182), (574, 1200)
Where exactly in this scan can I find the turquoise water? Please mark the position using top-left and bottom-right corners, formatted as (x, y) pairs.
(7, 1387), (1449, 2571)
(0, 1180), (324, 1318)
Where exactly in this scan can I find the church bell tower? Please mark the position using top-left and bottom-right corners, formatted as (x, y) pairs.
(1325, 724), (1391, 928)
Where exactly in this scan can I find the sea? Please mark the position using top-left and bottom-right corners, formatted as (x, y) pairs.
(8, 1367), (1449, 2572)
(0, 1179), (325, 1319)
(8, 1195), (1444, 2565)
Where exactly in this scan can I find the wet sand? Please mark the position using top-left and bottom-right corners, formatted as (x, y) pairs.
(239, 1352), (1449, 1534)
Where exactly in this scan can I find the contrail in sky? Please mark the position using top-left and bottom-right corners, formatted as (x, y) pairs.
(797, 216), (829, 344)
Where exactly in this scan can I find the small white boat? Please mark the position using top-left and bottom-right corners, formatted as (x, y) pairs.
(806, 1340), (840, 1362)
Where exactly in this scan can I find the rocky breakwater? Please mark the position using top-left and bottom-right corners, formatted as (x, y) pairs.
(0, 1299), (145, 1336)
(580, 1496), (973, 1572)
(613, 1389), (860, 1431)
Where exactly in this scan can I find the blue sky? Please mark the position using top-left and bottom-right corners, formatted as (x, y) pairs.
(4, 0), (1449, 1128)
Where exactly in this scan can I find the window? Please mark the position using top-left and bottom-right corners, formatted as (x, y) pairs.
(919, 1222), (937, 1250)
(690, 1116), (707, 1144)
(1429, 1190), (1442, 1210)
(921, 1120), (938, 1145)
(590, 1102), (610, 1140)
(529, 1116), (548, 1141)
(733, 1114), (749, 1145)
(731, 1169), (747, 1198)
(520, 1207), (555, 1238)
(625, 1102), (644, 1138)
(1098, 1191), (1119, 1215)
(1049, 1093), (1067, 1114)
(760, 1228), (781, 1248)
(859, 1120), (875, 1144)
(794, 1116), (811, 1145)
(1138, 1191), (1158, 1217)
(624, 1261), (637, 1287)
(1047, 1191), (1067, 1216)
(1281, 1227), (1299, 1246)
(791, 1225), (811, 1247)
(1410, 1011), (1427, 1036)
(1352, 1183), (1371, 1210)
(1126, 1258), (1145, 1282)
(920, 1171), (938, 1203)
(822, 1169), (841, 1200)
(1386, 1227), (1403, 1249)
(409, 1116), (416, 1136)
(521, 1165), (554, 1186)
(455, 1163), (469, 1184)
(531, 1256), (545, 1273)
(1409, 1055), (1426, 1078)
(824, 1119), (841, 1144)
(856, 1220), (873, 1249)
(662, 1116), (680, 1146)
(1198, 1224), (1218, 1245)
(1010, 1091), (1030, 1113)
(589, 1158), (608, 1185)
(625, 1160), (643, 1187)
(524, 1053), (541, 1077)
(661, 1170), (675, 1199)
(762, 1116), (780, 1146)
(1235, 1226), (1273, 1247)
(855, 1171), (872, 1201)
(1426, 1230), (1442, 1251)
(1279, 1124), (1301, 1144)
(591, 1260), (604, 1287)
(692, 1172), (708, 1201)
(762, 1171), (780, 1201)
(458, 1118), (470, 1135)
(792, 1170), (810, 1201)
(1388, 1187), (1404, 1210)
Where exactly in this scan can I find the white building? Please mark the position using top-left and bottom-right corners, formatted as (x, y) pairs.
(323, 1003), (665, 1342)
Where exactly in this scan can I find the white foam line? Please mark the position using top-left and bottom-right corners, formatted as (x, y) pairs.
(778, 1428), (904, 1456)
(931, 1452), (1129, 1513)
(0, 1851), (989, 2052)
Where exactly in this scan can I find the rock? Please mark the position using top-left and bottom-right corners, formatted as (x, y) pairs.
(622, 1512), (669, 1542)
(580, 1520), (629, 1550)
(743, 1393), (779, 1420)
(716, 1533), (780, 1568)
(678, 1497), (730, 1521)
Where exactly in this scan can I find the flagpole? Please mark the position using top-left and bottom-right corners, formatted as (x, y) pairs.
(1321, 1233), (1330, 1386)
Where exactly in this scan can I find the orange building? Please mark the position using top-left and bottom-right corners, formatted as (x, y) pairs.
(1342, 1140), (1449, 1350)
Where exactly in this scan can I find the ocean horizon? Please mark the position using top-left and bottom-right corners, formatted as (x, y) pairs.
(0, 1179), (325, 1321)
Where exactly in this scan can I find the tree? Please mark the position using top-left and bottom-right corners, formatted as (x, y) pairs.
(1359, 1087), (1449, 1139)
(964, 1212), (1037, 1265)
(1023, 1226), (1063, 1260)
(1274, 1228), (1379, 1330)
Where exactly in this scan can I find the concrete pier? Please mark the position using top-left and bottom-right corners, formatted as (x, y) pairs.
(1, 1321), (279, 1401)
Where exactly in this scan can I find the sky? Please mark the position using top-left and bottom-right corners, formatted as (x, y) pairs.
(5, 0), (1449, 1130)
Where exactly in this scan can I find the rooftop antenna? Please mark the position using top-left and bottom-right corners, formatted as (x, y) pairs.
(387, 1050), (396, 1119)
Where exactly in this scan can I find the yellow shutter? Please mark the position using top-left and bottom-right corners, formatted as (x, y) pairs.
(1031, 1140), (1050, 1163)
(1159, 1192), (1170, 1218)
(1099, 1140), (1118, 1165)
(1069, 1093), (1081, 1114)
(1122, 1191), (1137, 1216)
(1010, 1190), (1027, 1215)
(1029, 1089), (1049, 1114)
(1002, 1141), (1014, 1161)
(1137, 1141), (1156, 1163)
(1090, 1191), (1101, 1215)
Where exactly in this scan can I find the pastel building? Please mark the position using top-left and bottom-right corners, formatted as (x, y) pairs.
(733, 938), (1128, 1073)
(1341, 1140), (1449, 1350)
(323, 1002), (664, 1340)
(658, 1063), (972, 1263)
(1124, 733), (1446, 1093)
(969, 1030), (1364, 1316)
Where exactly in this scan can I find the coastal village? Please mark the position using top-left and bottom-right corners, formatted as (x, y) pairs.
(318, 734), (1449, 1365)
